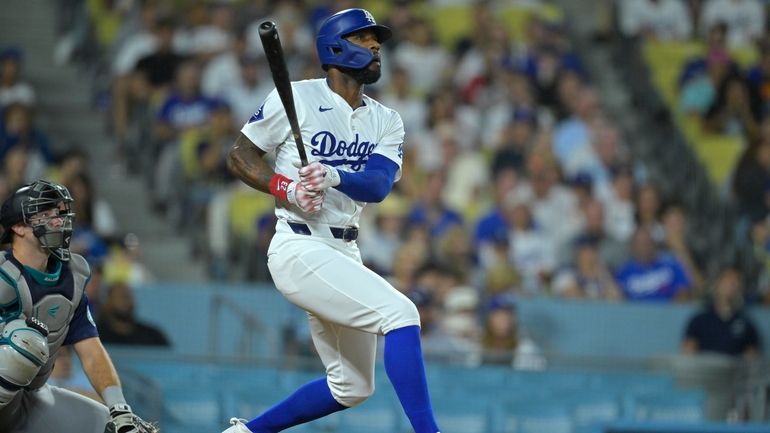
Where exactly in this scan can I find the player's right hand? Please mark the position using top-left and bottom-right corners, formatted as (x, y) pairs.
(288, 181), (325, 213)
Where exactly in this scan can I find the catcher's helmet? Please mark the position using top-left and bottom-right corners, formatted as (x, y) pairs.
(316, 8), (392, 70)
(0, 180), (75, 261)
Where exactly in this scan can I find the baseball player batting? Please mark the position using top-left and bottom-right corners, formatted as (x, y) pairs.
(0, 180), (157, 433)
(223, 8), (442, 433)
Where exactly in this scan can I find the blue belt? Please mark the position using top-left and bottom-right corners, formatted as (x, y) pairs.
(287, 222), (359, 241)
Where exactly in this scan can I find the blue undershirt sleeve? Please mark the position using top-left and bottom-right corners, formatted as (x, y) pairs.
(335, 154), (398, 203)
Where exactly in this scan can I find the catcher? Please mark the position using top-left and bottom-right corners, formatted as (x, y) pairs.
(0, 180), (157, 433)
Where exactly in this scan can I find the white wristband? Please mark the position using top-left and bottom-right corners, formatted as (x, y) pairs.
(326, 166), (341, 187)
(102, 385), (127, 407)
(286, 181), (297, 206)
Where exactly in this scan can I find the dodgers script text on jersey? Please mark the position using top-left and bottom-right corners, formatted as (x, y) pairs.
(241, 78), (404, 227)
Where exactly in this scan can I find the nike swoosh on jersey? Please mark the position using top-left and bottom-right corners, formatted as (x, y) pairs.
(319, 106), (333, 112)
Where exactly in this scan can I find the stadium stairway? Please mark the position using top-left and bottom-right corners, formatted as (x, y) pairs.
(0, 0), (206, 281)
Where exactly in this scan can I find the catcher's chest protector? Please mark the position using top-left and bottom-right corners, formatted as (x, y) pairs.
(0, 253), (89, 389)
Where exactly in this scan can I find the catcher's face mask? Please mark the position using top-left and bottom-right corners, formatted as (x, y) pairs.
(21, 181), (75, 262)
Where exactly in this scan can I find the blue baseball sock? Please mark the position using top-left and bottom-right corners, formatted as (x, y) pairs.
(384, 325), (441, 433)
(245, 377), (347, 433)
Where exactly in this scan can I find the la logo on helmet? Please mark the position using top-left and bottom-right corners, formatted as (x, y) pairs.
(363, 10), (375, 24)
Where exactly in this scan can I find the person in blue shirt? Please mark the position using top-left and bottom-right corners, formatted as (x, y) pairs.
(615, 227), (692, 301)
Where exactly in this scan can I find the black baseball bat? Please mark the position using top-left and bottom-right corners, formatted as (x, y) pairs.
(258, 21), (308, 166)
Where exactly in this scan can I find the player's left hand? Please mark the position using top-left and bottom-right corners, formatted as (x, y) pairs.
(299, 162), (340, 192)
(105, 403), (159, 433)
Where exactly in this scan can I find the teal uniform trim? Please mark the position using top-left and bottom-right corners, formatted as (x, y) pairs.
(0, 265), (21, 323)
(23, 260), (62, 286)
(1, 328), (45, 366)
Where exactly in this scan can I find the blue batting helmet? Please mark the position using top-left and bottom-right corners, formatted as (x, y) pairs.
(316, 8), (392, 70)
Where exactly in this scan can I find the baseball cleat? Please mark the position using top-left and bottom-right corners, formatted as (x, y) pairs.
(221, 417), (251, 433)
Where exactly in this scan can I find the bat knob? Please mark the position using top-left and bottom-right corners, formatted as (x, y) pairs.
(259, 21), (276, 34)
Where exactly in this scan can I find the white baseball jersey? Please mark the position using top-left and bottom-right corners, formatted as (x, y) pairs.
(241, 78), (405, 228)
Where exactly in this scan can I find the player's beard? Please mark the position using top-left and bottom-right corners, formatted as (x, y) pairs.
(340, 62), (381, 85)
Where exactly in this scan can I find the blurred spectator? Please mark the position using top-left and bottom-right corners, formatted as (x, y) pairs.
(412, 91), (480, 170)
(174, 2), (233, 62)
(51, 145), (90, 185)
(504, 191), (556, 295)
(474, 167), (519, 268)
(731, 136), (770, 222)
(699, 0), (764, 48)
(0, 103), (54, 166)
(85, 263), (106, 319)
(406, 170), (463, 239)
(393, 17), (451, 96)
(359, 194), (409, 275)
(573, 197), (628, 270)
(0, 48), (35, 108)
(749, 216), (770, 301)
(134, 17), (186, 96)
(2, 146), (38, 191)
(110, 9), (175, 152)
(747, 40), (770, 120)
(103, 233), (155, 288)
(601, 164), (636, 243)
(618, 0), (693, 41)
(615, 227), (693, 301)
(97, 281), (170, 347)
(423, 285), (482, 366)
(434, 226), (476, 284)
(153, 60), (219, 145)
(388, 239), (430, 292)
(660, 204), (705, 294)
(454, 11), (515, 108)
(703, 71), (760, 139)
(48, 346), (100, 401)
(379, 65), (427, 137)
(491, 107), (538, 174)
(634, 183), (665, 244)
(480, 296), (546, 370)
(484, 69), (537, 151)
(517, 151), (582, 255)
(220, 53), (272, 125)
(682, 267), (761, 357)
(152, 60), (222, 208)
(520, 19), (585, 111)
(442, 129), (489, 217)
(552, 236), (623, 300)
(553, 86), (602, 174)
(64, 172), (112, 265)
(679, 25), (739, 117)
(64, 171), (117, 239)
(177, 104), (235, 192)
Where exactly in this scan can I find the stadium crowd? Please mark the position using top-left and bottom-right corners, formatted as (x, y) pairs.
(0, 0), (767, 364)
